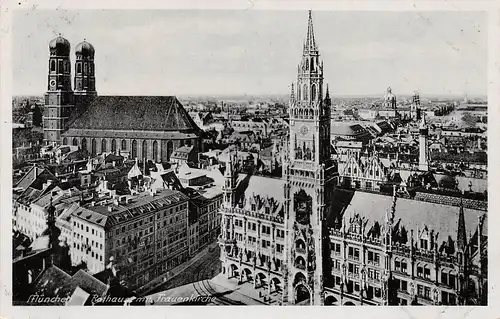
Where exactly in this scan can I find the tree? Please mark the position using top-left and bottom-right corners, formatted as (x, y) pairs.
(439, 175), (458, 190)
(461, 113), (478, 127)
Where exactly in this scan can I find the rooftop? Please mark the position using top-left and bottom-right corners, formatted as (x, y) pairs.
(73, 188), (189, 228)
(67, 96), (201, 133)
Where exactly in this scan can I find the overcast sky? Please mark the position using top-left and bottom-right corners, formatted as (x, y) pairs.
(12, 10), (487, 97)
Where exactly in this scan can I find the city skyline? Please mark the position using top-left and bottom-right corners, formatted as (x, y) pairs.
(13, 10), (487, 97)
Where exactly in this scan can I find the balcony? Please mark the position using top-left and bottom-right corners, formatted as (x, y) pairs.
(331, 251), (341, 258)
(296, 247), (306, 255)
(295, 263), (306, 271)
(347, 272), (360, 280)
(366, 260), (380, 267)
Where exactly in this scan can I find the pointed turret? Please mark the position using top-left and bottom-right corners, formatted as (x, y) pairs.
(324, 83), (331, 107)
(457, 197), (467, 252)
(304, 10), (317, 53)
(41, 196), (61, 250)
(223, 150), (236, 208)
(290, 82), (295, 102)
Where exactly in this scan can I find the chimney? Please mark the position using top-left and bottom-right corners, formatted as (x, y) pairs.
(112, 161), (116, 167)
(108, 206), (113, 213)
(90, 201), (95, 207)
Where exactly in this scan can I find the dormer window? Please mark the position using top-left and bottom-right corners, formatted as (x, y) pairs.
(251, 204), (256, 211)
(265, 206), (270, 214)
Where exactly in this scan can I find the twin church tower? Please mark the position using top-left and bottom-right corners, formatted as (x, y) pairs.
(43, 36), (97, 143)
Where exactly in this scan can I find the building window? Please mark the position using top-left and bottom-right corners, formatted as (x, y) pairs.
(424, 267), (431, 279)
(121, 139), (127, 150)
(276, 244), (284, 253)
(417, 284), (423, 297)
(417, 266), (423, 277)
(401, 261), (407, 273)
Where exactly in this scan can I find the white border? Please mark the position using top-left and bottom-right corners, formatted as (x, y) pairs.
(1, 1), (499, 319)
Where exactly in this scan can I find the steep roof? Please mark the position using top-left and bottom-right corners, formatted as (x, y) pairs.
(68, 96), (201, 132)
(15, 165), (58, 190)
(342, 191), (485, 243)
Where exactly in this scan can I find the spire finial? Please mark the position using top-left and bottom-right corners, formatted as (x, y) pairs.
(304, 10), (317, 52)
(290, 82), (295, 100)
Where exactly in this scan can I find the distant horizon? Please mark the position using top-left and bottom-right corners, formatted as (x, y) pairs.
(13, 92), (487, 100)
(13, 10), (487, 97)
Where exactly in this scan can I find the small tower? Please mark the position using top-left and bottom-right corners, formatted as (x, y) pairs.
(383, 87), (397, 110)
(323, 83), (331, 111)
(412, 90), (421, 121)
(44, 34), (74, 144)
(418, 113), (429, 171)
(74, 39), (97, 115)
(222, 151), (237, 208)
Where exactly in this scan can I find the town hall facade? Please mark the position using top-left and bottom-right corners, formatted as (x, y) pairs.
(217, 11), (487, 306)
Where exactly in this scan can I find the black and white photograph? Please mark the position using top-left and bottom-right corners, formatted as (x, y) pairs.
(1, 1), (497, 316)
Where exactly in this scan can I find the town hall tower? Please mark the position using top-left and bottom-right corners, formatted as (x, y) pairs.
(282, 11), (339, 305)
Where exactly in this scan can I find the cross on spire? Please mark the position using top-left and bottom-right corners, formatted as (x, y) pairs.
(304, 10), (317, 53)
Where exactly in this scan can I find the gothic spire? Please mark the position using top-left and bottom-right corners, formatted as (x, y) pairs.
(290, 82), (295, 101)
(457, 196), (467, 251)
(304, 10), (317, 53)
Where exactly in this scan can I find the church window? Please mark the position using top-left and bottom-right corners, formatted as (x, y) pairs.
(84, 63), (88, 73)
(111, 139), (117, 152)
(62, 137), (68, 145)
(121, 139), (127, 151)
(142, 140), (148, 159)
(305, 58), (309, 70)
(311, 83), (316, 101)
(167, 141), (174, 161)
(81, 138), (87, 151)
(50, 60), (56, 72)
(101, 139), (107, 153)
(303, 84), (308, 100)
(91, 139), (97, 155)
(152, 141), (158, 161)
(132, 140), (138, 158)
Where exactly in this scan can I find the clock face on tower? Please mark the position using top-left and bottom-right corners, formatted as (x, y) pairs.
(49, 79), (56, 90)
(299, 125), (309, 136)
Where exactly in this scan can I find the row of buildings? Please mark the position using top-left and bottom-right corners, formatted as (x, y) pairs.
(13, 148), (224, 301)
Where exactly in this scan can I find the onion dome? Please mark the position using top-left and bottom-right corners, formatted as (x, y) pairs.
(49, 34), (71, 56)
(75, 39), (95, 58)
